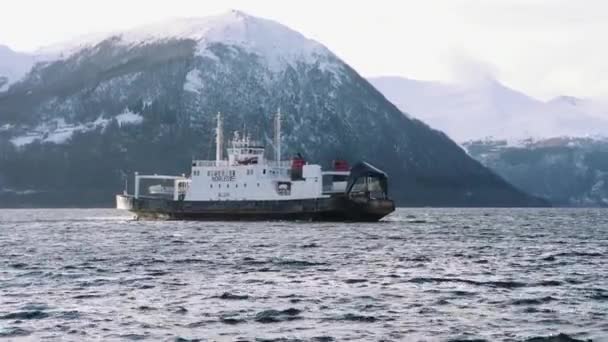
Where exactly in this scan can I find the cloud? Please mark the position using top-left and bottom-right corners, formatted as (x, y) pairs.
(443, 51), (500, 85)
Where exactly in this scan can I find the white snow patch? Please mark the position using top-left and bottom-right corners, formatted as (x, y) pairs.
(0, 188), (39, 195)
(0, 123), (14, 132)
(44, 126), (81, 144)
(94, 72), (142, 94)
(92, 116), (111, 127)
(184, 69), (203, 93)
(9, 116), (114, 148)
(10, 134), (43, 147)
(33, 31), (112, 61)
(115, 109), (143, 126)
(9, 118), (84, 146)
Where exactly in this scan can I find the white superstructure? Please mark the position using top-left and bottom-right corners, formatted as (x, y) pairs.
(132, 111), (339, 202)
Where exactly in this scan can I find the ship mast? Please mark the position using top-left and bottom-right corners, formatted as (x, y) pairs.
(215, 111), (223, 163)
(274, 108), (281, 161)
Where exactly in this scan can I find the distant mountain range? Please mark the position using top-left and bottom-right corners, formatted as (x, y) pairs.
(369, 76), (608, 143)
(0, 10), (544, 208)
(369, 76), (608, 206)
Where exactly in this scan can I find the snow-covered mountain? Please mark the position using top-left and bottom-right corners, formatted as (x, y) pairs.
(368, 75), (608, 206)
(0, 10), (545, 207)
(0, 45), (36, 92)
(35, 10), (334, 71)
(369, 76), (608, 143)
(1, 10), (341, 148)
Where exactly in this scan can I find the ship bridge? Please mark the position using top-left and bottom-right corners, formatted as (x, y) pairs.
(226, 132), (265, 166)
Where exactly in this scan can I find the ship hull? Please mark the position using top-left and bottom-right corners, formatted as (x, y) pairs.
(116, 194), (394, 222)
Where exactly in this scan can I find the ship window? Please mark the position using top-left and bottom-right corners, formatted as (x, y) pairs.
(219, 184), (221, 188)
(235, 184), (238, 188)
(227, 184), (229, 188)
(257, 183), (260, 187)
(210, 184), (213, 188)
(244, 183), (247, 187)
(263, 169), (266, 174)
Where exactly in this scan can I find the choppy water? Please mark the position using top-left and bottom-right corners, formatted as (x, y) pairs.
(0, 208), (607, 341)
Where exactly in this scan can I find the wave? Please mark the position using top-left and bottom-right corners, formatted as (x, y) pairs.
(523, 333), (592, 342)
(255, 308), (302, 323)
(0, 327), (31, 337)
(0, 310), (49, 320)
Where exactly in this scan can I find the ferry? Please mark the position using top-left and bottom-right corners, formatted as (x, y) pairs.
(116, 111), (395, 221)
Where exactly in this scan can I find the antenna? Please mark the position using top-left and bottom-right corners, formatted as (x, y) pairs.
(216, 111), (223, 163)
(274, 107), (281, 161)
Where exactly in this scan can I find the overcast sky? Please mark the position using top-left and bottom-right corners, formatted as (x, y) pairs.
(1, 0), (606, 100)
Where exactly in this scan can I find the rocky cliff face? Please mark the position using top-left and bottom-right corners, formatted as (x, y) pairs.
(0, 11), (545, 207)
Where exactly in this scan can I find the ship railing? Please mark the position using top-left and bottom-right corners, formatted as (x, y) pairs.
(192, 160), (293, 168)
(192, 160), (230, 167)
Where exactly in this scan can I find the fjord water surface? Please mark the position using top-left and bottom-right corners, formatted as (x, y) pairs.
(0, 208), (606, 341)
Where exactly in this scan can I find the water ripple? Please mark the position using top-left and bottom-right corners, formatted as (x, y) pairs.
(0, 208), (606, 341)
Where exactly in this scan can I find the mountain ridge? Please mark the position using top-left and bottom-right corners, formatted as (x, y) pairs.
(369, 75), (608, 143)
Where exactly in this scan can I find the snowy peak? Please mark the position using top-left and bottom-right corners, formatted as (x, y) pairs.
(39, 10), (333, 70)
(124, 10), (333, 67)
(369, 76), (608, 142)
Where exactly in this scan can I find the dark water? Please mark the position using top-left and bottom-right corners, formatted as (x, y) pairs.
(0, 208), (607, 341)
